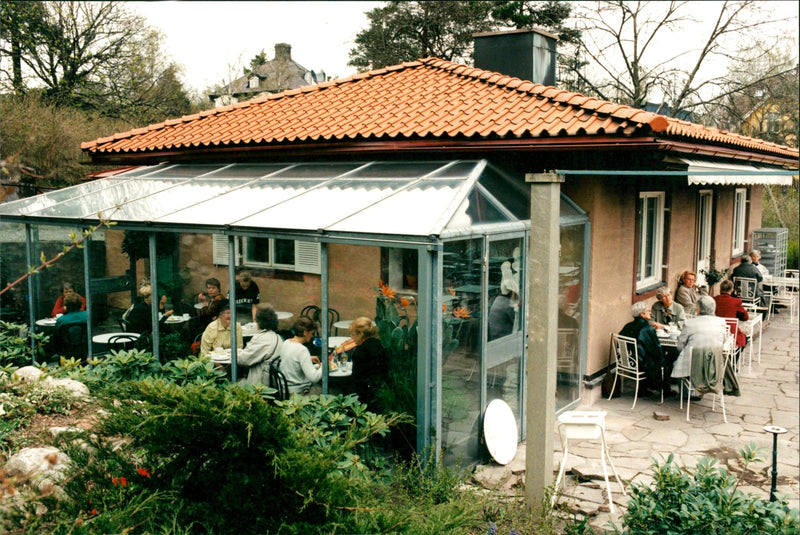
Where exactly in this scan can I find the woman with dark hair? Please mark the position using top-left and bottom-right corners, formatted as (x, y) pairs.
(51, 282), (86, 317)
(237, 305), (282, 386)
(347, 316), (389, 409)
(278, 316), (322, 394)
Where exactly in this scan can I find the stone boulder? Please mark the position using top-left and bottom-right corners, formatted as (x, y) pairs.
(11, 366), (44, 382)
(42, 377), (90, 398)
(4, 446), (71, 495)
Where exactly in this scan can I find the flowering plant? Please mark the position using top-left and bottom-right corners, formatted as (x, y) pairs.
(701, 259), (729, 286)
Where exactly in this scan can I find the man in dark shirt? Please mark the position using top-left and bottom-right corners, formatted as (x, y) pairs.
(731, 255), (767, 306)
(229, 269), (260, 323)
(619, 301), (674, 397)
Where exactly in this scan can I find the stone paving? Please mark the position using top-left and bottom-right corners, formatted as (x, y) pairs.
(472, 312), (799, 529)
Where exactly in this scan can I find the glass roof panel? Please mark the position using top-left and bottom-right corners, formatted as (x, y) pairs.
(429, 161), (483, 178)
(201, 163), (288, 179)
(26, 179), (186, 219)
(158, 181), (318, 225)
(270, 163), (361, 178)
(0, 178), (133, 216)
(346, 161), (446, 178)
(328, 182), (466, 235)
(142, 164), (228, 178)
(113, 165), (168, 178)
(464, 188), (513, 224)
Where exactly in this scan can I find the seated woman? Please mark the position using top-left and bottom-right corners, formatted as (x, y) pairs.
(346, 317), (389, 409)
(278, 316), (322, 394)
(237, 305), (282, 386)
(126, 284), (173, 334)
(199, 300), (242, 357)
(674, 270), (708, 312)
(714, 279), (749, 357)
(51, 282), (86, 317)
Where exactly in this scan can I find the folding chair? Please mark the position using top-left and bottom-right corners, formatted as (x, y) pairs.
(609, 333), (662, 409)
(552, 410), (626, 514)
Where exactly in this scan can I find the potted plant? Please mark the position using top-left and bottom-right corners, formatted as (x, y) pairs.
(701, 259), (729, 291)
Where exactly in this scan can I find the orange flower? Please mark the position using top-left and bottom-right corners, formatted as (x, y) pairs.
(447, 287), (456, 296)
(400, 297), (413, 307)
(442, 304), (447, 312)
(453, 307), (471, 319)
(137, 467), (151, 478)
(381, 284), (396, 299)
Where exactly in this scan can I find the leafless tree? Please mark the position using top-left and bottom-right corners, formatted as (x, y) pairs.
(563, 1), (796, 118)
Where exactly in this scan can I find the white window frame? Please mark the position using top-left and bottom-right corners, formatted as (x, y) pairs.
(732, 188), (747, 256)
(636, 191), (665, 291)
(212, 235), (320, 274)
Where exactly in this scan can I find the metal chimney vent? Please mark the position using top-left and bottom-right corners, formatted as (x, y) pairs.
(473, 29), (558, 86)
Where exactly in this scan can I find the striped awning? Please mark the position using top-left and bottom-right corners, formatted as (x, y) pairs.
(679, 158), (795, 186)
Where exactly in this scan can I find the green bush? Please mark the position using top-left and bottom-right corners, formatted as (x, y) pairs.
(615, 446), (799, 534)
(0, 320), (48, 370)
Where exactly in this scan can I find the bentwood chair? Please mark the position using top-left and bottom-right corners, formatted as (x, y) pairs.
(269, 358), (290, 402)
(108, 333), (140, 353)
(609, 333), (662, 409)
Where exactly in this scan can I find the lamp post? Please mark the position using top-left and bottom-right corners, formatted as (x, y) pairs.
(763, 425), (787, 502)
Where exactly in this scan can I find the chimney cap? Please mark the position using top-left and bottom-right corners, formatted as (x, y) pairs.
(473, 28), (559, 41)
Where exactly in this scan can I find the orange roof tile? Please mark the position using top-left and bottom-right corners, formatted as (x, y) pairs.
(81, 57), (798, 161)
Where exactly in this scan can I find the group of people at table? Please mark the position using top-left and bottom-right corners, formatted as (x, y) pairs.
(619, 249), (774, 402)
(45, 269), (387, 409)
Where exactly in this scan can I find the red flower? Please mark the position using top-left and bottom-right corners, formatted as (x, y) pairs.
(91, 509), (98, 515)
(137, 467), (151, 478)
(112, 476), (128, 487)
(400, 297), (413, 307)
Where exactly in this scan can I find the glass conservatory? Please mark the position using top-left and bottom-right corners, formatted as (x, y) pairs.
(0, 159), (589, 464)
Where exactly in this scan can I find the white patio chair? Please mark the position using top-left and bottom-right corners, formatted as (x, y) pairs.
(552, 410), (626, 514)
(771, 272), (798, 323)
(722, 317), (739, 373)
(557, 328), (579, 376)
(679, 346), (727, 423)
(609, 333), (662, 409)
(733, 276), (769, 320)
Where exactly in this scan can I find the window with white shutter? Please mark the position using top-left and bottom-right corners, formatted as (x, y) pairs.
(214, 234), (320, 274)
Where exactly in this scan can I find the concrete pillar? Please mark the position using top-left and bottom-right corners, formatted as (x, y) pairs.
(524, 172), (563, 508)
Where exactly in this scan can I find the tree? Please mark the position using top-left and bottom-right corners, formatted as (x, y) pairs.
(348, 1), (496, 70)
(561, 1), (797, 118)
(348, 1), (578, 72)
(0, 1), (196, 122)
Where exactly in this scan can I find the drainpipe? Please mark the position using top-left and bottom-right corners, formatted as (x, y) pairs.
(524, 172), (563, 508)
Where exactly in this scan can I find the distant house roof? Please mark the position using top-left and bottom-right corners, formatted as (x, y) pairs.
(207, 43), (322, 101)
(82, 57), (799, 165)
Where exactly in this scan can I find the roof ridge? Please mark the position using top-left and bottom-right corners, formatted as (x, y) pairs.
(418, 57), (671, 133)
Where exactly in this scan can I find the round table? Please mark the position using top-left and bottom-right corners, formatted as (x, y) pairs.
(36, 318), (58, 328)
(276, 311), (293, 320)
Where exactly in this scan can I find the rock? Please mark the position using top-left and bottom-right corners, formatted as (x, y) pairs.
(653, 411), (670, 421)
(4, 446), (71, 496)
(41, 377), (89, 398)
(12, 366), (44, 382)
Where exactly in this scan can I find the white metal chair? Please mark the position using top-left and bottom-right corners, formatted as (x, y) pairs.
(552, 410), (626, 514)
(557, 328), (579, 376)
(734, 276), (770, 321)
(722, 317), (739, 373)
(771, 272), (798, 323)
(679, 346), (727, 423)
(609, 333), (662, 409)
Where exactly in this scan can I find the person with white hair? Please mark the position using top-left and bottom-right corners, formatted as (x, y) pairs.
(651, 286), (686, 330)
(488, 257), (519, 341)
(619, 301), (674, 398)
(749, 250), (770, 278)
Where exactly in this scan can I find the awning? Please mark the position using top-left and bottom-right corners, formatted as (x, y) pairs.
(678, 158), (795, 186)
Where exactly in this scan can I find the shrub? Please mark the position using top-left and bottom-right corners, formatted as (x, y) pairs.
(0, 320), (48, 369)
(615, 445), (800, 534)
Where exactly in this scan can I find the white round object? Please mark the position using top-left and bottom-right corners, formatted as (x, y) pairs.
(483, 399), (518, 465)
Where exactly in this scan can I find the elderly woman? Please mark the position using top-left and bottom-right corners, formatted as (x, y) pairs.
(650, 287), (686, 330)
(200, 300), (243, 357)
(674, 270), (708, 312)
(347, 317), (389, 409)
(619, 301), (673, 398)
(237, 305), (282, 386)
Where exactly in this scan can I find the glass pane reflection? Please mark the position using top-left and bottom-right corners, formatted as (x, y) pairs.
(557, 223), (585, 410)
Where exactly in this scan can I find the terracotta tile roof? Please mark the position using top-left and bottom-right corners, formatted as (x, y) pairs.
(81, 57), (799, 160)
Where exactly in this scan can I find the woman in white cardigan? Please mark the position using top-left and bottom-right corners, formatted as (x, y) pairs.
(237, 305), (282, 386)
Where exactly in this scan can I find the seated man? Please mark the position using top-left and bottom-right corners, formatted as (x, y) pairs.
(199, 300), (242, 357)
(650, 287), (686, 330)
(677, 295), (738, 397)
(620, 302), (674, 398)
(750, 250), (770, 279)
(731, 254), (766, 306)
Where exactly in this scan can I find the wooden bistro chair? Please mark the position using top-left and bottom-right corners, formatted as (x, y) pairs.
(609, 333), (662, 409)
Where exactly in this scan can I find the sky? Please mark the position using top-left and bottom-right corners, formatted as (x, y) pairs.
(128, 1), (382, 94)
(129, 1), (798, 96)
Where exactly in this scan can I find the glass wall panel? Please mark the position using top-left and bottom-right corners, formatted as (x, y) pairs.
(485, 237), (523, 422)
(557, 223), (585, 410)
(441, 238), (483, 464)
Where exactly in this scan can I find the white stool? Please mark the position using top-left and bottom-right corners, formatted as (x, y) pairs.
(552, 410), (626, 513)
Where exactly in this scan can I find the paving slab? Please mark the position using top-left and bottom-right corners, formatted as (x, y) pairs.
(471, 313), (799, 531)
